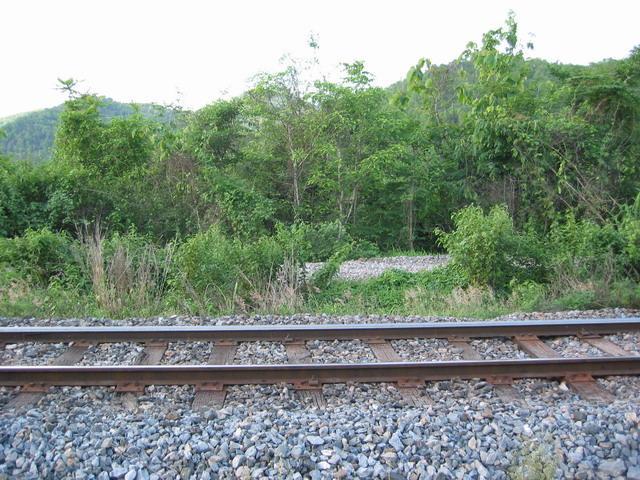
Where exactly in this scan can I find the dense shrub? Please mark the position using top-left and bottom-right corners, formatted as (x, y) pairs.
(275, 221), (379, 263)
(0, 158), (55, 237)
(174, 226), (287, 309)
(307, 263), (469, 313)
(239, 236), (287, 288)
(619, 195), (640, 274)
(437, 205), (546, 291)
(309, 243), (353, 290)
(304, 221), (349, 262)
(174, 226), (243, 304)
(548, 213), (627, 279)
(0, 228), (76, 284)
(508, 280), (547, 311)
(271, 223), (313, 263)
(349, 239), (380, 260)
(201, 170), (276, 240)
(416, 263), (469, 293)
(3, 17), (640, 318)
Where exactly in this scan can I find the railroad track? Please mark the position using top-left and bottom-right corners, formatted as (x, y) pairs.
(1, 318), (639, 409)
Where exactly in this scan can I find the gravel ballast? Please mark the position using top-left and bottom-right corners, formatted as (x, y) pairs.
(162, 342), (211, 365)
(306, 340), (376, 364)
(391, 339), (463, 361)
(1, 308), (639, 479)
(78, 342), (145, 366)
(471, 338), (529, 360)
(235, 342), (287, 365)
(0, 342), (67, 366)
(544, 336), (608, 359)
(305, 255), (450, 281)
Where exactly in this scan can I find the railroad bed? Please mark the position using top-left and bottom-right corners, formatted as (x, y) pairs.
(2, 318), (639, 410)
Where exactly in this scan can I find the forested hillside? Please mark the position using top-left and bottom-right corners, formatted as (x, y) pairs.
(0, 99), (172, 163)
(1, 16), (639, 318)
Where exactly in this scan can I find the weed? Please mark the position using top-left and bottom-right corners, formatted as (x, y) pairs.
(508, 440), (558, 480)
(78, 223), (173, 316)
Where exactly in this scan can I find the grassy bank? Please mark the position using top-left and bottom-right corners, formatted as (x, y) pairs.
(2, 204), (639, 320)
(305, 268), (640, 319)
(3, 262), (639, 320)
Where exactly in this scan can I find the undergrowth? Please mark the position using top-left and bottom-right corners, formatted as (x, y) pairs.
(4, 262), (637, 320)
(304, 267), (640, 318)
(2, 202), (640, 319)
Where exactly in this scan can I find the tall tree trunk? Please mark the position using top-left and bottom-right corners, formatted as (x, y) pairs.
(286, 125), (301, 213)
(406, 183), (415, 251)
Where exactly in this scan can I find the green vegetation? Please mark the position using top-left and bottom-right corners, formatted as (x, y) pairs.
(508, 438), (559, 480)
(437, 205), (546, 291)
(0, 98), (172, 163)
(1, 15), (639, 318)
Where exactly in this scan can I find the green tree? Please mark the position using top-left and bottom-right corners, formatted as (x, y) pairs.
(244, 59), (323, 219)
(183, 99), (244, 168)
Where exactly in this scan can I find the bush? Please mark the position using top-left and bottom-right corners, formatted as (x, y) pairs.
(307, 263), (469, 314)
(437, 205), (546, 291)
(368, 269), (423, 311)
(0, 228), (76, 284)
(548, 213), (627, 280)
(547, 278), (640, 311)
(304, 221), (350, 262)
(416, 263), (469, 293)
(174, 226), (289, 311)
(508, 439), (558, 480)
(272, 223), (313, 263)
(276, 221), (378, 263)
(508, 280), (546, 311)
(349, 239), (380, 260)
(202, 170), (276, 240)
(174, 226), (242, 307)
(619, 195), (640, 274)
(310, 243), (353, 290)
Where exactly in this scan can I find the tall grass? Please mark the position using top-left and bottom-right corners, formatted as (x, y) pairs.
(303, 264), (640, 319)
(78, 224), (174, 316)
(174, 248), (306, 316)
(249, 254), (305, 313)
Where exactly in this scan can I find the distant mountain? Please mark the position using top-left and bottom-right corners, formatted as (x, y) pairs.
(0, 99), (173, 163)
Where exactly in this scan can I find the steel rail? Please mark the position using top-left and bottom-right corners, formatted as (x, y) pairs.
(1, 318), (639, 343)
(1, 357), (639, 387)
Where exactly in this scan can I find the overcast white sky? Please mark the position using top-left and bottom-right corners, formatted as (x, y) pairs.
(1, 0), (638, 118)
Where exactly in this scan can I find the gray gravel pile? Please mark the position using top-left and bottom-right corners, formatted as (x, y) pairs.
(471, 338), (529, 359)
(391, 339), (463, 361)
(1, 382), (639, 479)
(1, 309), (640, 479)
(606, 333), (640, 355)
(497, 307), (639, 321)
(225, 384), (298, 410)
(0, 304), (636, 332)
(161, 342), (211, 365)
(138, 384), (196, 409)
(425, 379), (496, 403)
(597, 376), (640, 401)
(0, 342), (67, 366)
(235, 342), (287, 365)
(595, 331), (640, 401)
(322, 382), (406, 407)
(3, 307), (638, 328)
(78, 342), (145, 366)
(511, 379), (578, 403)
(305, 255), (450, 281)
(306, 340), (376, 363)
(544, 337), (608, 358)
